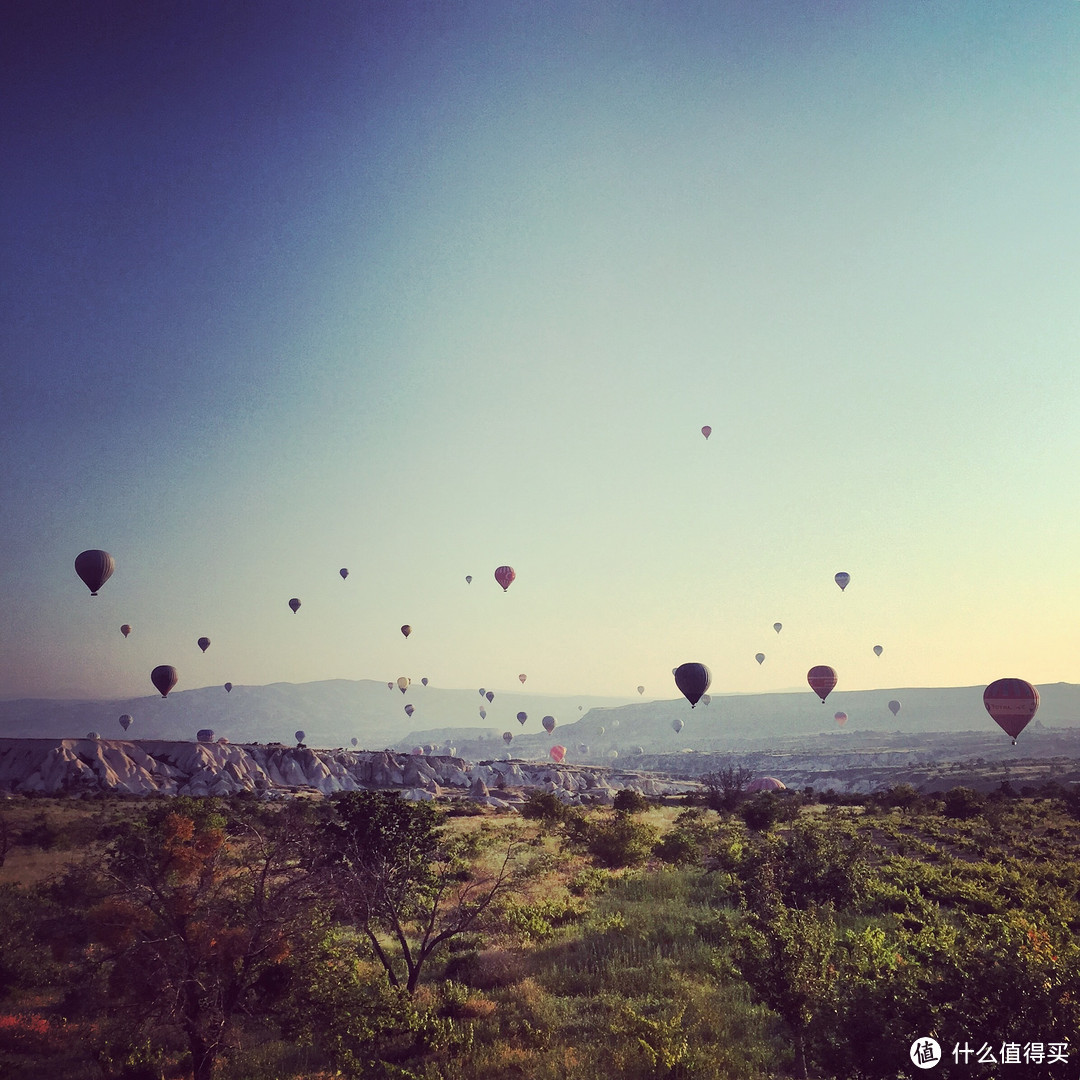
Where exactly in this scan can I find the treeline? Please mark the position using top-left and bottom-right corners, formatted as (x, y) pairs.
(1, 781), (1079, 1079)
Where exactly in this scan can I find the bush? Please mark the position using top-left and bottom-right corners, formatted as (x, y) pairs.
(738, 794), (785, 832)
(613, 789), (650, 814)
(587, 815), (659, 868)
(520, 791), (566, 823)
(943, 787), (986, 820)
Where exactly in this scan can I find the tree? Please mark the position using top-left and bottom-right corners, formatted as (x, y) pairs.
(701, 765), (754, 812)
(79, 798), (316, 1080)
(317, 791), (521, 994)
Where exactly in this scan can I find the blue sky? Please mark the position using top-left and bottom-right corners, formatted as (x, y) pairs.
(2, 1), (1078, 701)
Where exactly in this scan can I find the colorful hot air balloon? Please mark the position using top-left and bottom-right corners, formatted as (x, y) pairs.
(502, 731), (513, 745)
(873, 645), (883, 656)
(755, 653), (765, 665)
(397, 677), (410, 694)
(289, 598), (301, 613)
(198, 637), (210, 653)
(224, 682), (232, 693)
(151, 665), (178, 698)
(671, 717), (684, 733)
(340, 568), (349, 579)
(807, 665), (837, 702)
(405, 704), (414, 717)
(834, 711), (847, 726)
(412, 745), (424, 756)
(773, 623), (782, 634)
(983, 678), (1039, 744)
(834, 572), (850, 591)
(519, 673), (527, 684)
(75, 549), (115, 595)
(542, 715), (556, 733)
(197, 728), (215, 743)
(400, 624), (412, 639)
(517, 711), (528, 725)
(118, 714), (132, 732)
(637, 685), (644, 695)
(120, 624), (132, 638)
(701, 425), (712, 440)
(294, 730), (306, 744)
(486, 691), (494, 703)
(674, 663), (711, 707)
(550, 745), (566, 763)
(888, 699), (901, 717)
(494, 565), (516, 591)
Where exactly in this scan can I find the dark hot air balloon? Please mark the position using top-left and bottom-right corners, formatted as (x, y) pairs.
(75, 550), (115, 595)
(289, 598), (301, 613)
(120, 624), (132, 638)
(294, 730), (306, 744)
(834, 711), (847, 726)
(671, 718), (684, 733)
(834, 572), (850, 591)
(465, 575), (472, 584)
(517, 711), (528, 725)
(637, 685), (644, 695)
(197, 729), (215, 743)
(151, 665), (178, 698)
(405, 704), (414, 717)
(983, 678), (1039, 744)
(118, 714), (132, 732)
(401, 624), (412, 639)
(773, 623), (782, 633)
(519, 673), (527, 684)
(198, 637), (210, 653)
(755, 653), (765, 665)
(807, 665), (837, 702)
(502, 731), (513, 745)
(340, 568), (349, 579)
(674, 663), (711, 707)
(421, 677), (428, 686)
(350, 737), (358, 747)
(888, 699), (901, 717)
(873, 645), (883, 656)
(479, 707), (487, 719)
(86, 731), (100, 739)
(486, 691), (494, 703)
(224, 682), (232, 693)
(701, 425), (712, 439)
(542, 715), (556, 733)
(494, 565), (516, 591)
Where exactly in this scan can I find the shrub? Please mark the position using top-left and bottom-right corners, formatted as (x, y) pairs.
(738, 793), (784, 831)
(943, 787), (986, 820)
(613, 788), (650, 814)
(587, 815), (659, 868)
(520, 791), (567, 823)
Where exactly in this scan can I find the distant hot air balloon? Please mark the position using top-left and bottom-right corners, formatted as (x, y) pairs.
(350, 737), (358, 747)
(701, 694), (711, 705)
(197, 729), (214, 743)
(578, 743), (590, 754)
(224, 682), (232, 693)
(400, 624), (412, 639)
(198, 637), (210, 653)
(873, 645), (883, 657)
(834, 572), (850, 591)
(397, 677), (410, 694)
(86, 731), (101, 740)
(773, 623), (782, 634)
(486, 691), (494, 703)
(550, 745), (566, 763)
(412, 745), (424, 756)
(755, 653), (765, 665)
(637, 685), (644, 695)
(465, 575), (472, 584)
(807, 665), (837, 702)
(387, 682), (394, 690)
(151, 665), (178, 698)
(479, 688), (486, 697)
(503, 731), (513, 745)
(120, 624), (132, 638)
(834, 711), (847, 726)
(746, 776), (786, 792)
(517, 711), (528, 725)
(75, 549), (115, 596)
(340, 568), (349, 580)
(421, 677), (429, 686)
(294, 730), (306, 744)
(672, 717), (684, 734)
(674, 663), (711, 708)
(888, 699), (901, 717)
(289, 598), (301, 613)
(983, 678), (1039, 744)
(405, 704), (414, 717)
(519, 673), (527, 684)
(494, 565), (516, 591)
(542, 715), (556, 733)
(701, 425), (712, 440)
(118, 714), (132, 732)
(480, 707), (487, 719)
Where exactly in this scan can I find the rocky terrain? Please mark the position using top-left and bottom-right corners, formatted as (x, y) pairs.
(0, 738), (698, 805)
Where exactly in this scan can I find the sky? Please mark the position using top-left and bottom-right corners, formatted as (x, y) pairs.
(2, 0), (1079, 703)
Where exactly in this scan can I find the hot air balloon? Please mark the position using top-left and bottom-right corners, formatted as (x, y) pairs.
(340, 568), (349, 580)
(671, 717), (685, 734)
(701, 425), (712, 440)
(151, 665), (178, 698)
(873, 645), (883, 657)
(465, 575), (472, 584)
(400, 624), (412, 639)
(502, 731), (513, 745)
(983, 678), (1039, 744)
(224, 682), (232, 693)
(888, 700), (901, 717)
(674, 663), (711, 707)
(350, 737), (358, 747)
(807, 665), (837, 702)
(397, 677), (410, 694)
(494, 565), (516, 591)
(755, 653), (765, 665)
(387, 681), (394, 690)
(834, 711), (847, 726)
(118, 714), (132, 732)
(405, 704), (414, 717)
(550, 745), (566, 763)
(486, 691), (494, 703)
(75, 550), (115, 595)
(519, 673), (527, 684)
(198, 637), (210, 653)
(773, 623), (782, 634)
(412, 745), (424, 756)
(480, 707), (487, 719)
(289, 598), (301, 613)
(542, 715), (556, 733)
(479, 688), (486, 697)
(578, 743), (590, 754)
(637, 685), (644, 695)
(197, 729), (214, 743)
(120, 624), (132, 638)
(86, 731), (101, 740)
(701, 694), (711, 705)
(834, 572), (850, 591)
(294, 730), (306, 744)
(517, 711), (528, 725)
(746, 776), (786, 793)
(421, 677), (428, 686)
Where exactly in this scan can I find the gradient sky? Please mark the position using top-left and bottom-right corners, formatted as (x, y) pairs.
(2, 1), (1078, 702)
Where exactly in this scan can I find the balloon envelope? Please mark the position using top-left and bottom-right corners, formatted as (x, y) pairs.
(519, 673), (527, 684)
(549, 745), (566, 763)
(198, 637), (210, 653)
(834, 711), (847, 726)
(834, 572), (850, 591)
(486, 691), (494, 703)
(755, 653), (765, 665)
(340, 568), (349, 579)
(421, 677), (428, 686)
(405, 704), (414, 717)
(807, 665), (838, 702)
(397, 676), (409, 693)
(674, 663), (711, 707)
(294, 730), (306, 743)
(401, 624), (412, 638)
(671, 717), (684, 733)
(542, 715), (556, 733)
(120, 624), (132, 638)
(873, 645), (883, 657)
(479, 708), (487, 719)
(494, 565), (516, 591)
(224, 682), (232, 693)
(517, 711), (528, 725)
(701, 425), (712, 439)
(351, 737), (358, 747)
(465, 575), (472, 584)
(75, 549), (115, 595)
(151, 665), (178, 698)
(197, 729), (215, 742)
(888, 699), (902, 716)
(502, 731), (513, 744)
(773, 623), (782, 633)
(118, 714), (132, 731)
(289, 598), (301, 613)
(983, 678), (1039, 741)
(637, 685), (644, 695)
